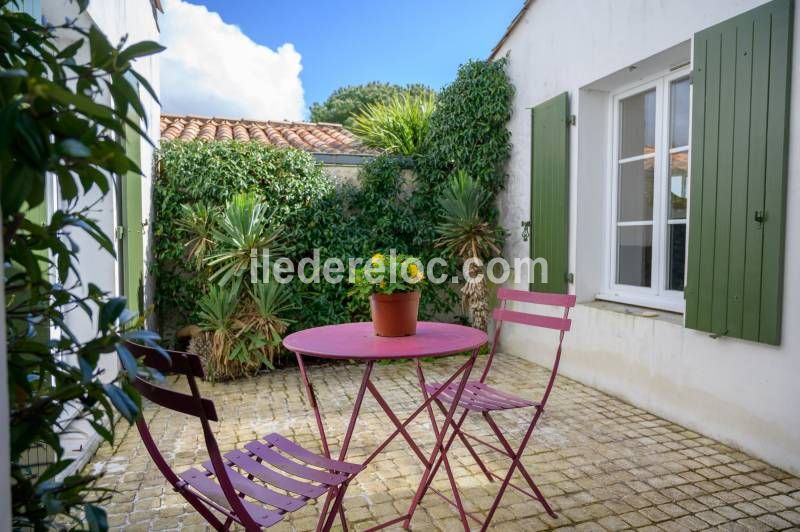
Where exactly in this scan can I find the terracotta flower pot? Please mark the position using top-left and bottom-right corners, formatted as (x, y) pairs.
(370, 291), (420, 337)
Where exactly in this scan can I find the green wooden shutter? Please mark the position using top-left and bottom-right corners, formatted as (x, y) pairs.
(121, 121), (144, 315)
(685, 0), (793, 345)
(530, 92), (570, 294)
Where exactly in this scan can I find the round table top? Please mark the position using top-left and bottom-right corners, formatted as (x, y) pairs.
(283, 321), (487, 360)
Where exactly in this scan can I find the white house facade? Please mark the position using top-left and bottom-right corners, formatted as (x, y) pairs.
(493, 0), (800, 475)
(38, 0), (161, 474)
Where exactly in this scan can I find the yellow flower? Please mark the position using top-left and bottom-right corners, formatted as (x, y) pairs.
(371, 253), (385, 266)
(408, 263), (419, 277)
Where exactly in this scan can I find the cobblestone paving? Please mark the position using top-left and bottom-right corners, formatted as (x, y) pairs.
(88, 354), (800, 531)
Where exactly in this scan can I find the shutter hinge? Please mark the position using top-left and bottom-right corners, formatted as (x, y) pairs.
(115, 226), (125, 240)
(521, 221), (531, 242)
(566, 273), (575, 284)
(568, 114), (576, 126)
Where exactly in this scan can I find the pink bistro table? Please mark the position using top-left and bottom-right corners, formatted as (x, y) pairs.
(283, 321), (487, 531)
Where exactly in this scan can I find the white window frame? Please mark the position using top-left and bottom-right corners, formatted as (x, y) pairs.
(599, 66), (691, 313)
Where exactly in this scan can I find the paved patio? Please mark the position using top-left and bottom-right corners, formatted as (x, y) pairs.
(89, 354), (800, 531)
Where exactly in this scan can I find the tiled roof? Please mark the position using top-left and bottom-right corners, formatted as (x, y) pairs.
(160, 114), (378, 156)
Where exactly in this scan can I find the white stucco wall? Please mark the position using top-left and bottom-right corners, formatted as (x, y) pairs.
(495, 0), (800, 475)
(41, 0), (160, 468)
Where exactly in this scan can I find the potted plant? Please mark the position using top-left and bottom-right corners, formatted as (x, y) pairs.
(351, 253), (425, 336)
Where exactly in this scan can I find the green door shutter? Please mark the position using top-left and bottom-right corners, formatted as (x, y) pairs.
(530, 92), (570, 294)
(685, 0), (793, 345)
(121, 122), (144, 315)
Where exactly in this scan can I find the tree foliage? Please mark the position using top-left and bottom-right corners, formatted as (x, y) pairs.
(350, 92), (436, 155)
(1, 2), (164, 529)
(309, 81), (435, 127)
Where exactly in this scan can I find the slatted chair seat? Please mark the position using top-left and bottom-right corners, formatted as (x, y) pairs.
(175, 433), (361, 529)
(424, 381), (539, 412)
(123, 341), (362, 531)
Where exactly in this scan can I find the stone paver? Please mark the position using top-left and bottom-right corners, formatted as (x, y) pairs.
(87, 354), (800, 530)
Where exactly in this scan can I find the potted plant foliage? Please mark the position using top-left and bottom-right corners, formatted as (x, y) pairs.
(351, 253), (425, 336)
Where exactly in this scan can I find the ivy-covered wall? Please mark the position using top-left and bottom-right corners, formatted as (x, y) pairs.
(153, 140), (333, 338)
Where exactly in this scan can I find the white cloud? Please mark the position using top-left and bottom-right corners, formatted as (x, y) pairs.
(159, 0), (304, 121)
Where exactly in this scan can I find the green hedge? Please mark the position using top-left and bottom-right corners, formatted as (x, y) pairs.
(283, 156), (457, 328)
(153, 140), (332, 339)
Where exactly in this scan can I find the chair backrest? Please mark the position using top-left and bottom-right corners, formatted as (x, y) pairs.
(124, 341), (217, 421)
(482, 288), (576, 408)
(123, 341), (261, 530)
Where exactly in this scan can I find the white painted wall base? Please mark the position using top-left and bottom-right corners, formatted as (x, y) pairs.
(500, 301), (800, 476)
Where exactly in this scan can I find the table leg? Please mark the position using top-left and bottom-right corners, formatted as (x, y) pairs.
(298, 350), (482, 532)
(296, 353), (374, 531)
(366, 380), (431, 467)
(295, 353), (331, 459)
(403, 348), (478, 529)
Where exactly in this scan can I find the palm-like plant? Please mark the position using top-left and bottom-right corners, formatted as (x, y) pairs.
(195, 283), (251, 379)
(244, 282), (295, 369)
(188, 193), (295, 380)
(350, 92), (436, 155)
(176, 202), (216, 267)
(205, 193), (284, 285)
(436, 171), (503, 330)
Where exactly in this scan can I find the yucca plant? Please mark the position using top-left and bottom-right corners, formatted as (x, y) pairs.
(176, 202), (216, 267)
(243, 282), (295, 369)
(205, 192), (284, 285)
(195, 282), (259, 380)
(188, 193), (295, 380)
(436, 170), (503, 330)
(350, 92), (436, 155)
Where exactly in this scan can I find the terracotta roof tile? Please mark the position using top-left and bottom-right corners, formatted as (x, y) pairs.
(160, 113), (379, 156)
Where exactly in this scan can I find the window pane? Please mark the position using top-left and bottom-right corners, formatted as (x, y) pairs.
(670, 77), (690, 148)
(619, 88), (656, 159)
(618, 158), (654, 222)
(666, 223), (686, 291)
(669, 152), (688, 219)
(616, 225), (652, 287)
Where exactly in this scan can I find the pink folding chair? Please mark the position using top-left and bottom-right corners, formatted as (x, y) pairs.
(412, 288), (576, 530)
(124, 341), (363, 531)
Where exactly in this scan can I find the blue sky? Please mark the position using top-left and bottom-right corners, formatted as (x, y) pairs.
(159, 1), (523, 121)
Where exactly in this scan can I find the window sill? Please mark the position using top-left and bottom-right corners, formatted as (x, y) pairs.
(595, 292), (685, 315)
(582, 299), (684, 326)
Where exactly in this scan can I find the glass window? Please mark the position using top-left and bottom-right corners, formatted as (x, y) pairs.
(611, 72), (691, 302)
(668, 152), (688, 219)
(618, 158), (655, 222)
(666, 223), (686, 291)
(620, 89), (656, 159)
(617, 226), (652, 287)
(670, 77), (690, 148)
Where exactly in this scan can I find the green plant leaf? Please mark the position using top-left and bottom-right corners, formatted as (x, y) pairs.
(84, 504), (108, 532)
